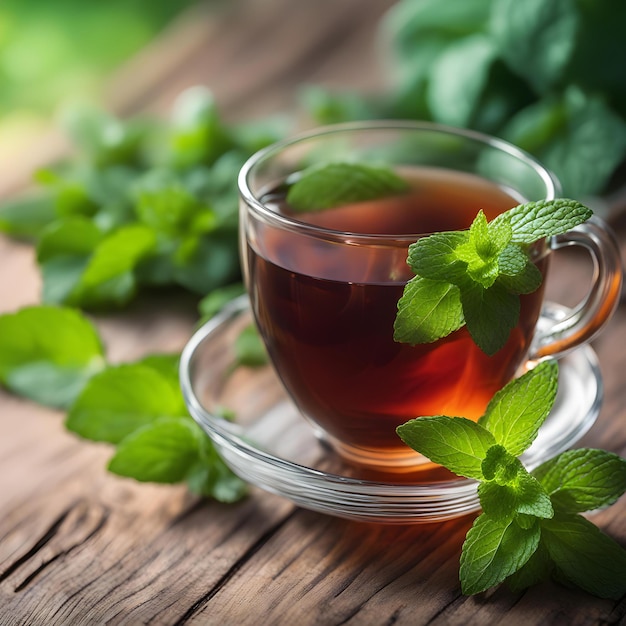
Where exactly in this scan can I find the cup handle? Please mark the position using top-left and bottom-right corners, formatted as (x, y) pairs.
(530, 216), (623, 360)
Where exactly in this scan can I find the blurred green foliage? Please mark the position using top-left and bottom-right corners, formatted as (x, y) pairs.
(0, 87), (291, 309)
(0, 0), (198, 116)
(304, 0), (626, 198)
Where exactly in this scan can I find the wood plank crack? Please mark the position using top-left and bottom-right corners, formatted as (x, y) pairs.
(171, 509), (298, 625)
(0, 499), (109, 593)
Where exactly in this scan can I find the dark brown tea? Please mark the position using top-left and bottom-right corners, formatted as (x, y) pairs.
(245, 167), (549, 468)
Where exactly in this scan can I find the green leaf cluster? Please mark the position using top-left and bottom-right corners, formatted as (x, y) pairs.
(302, 0), (626, 197)
(397, 360), (626, 598)
(0, 87), (290, 309)
(394, 199), (592, 355)
(0, 305), (250, 502)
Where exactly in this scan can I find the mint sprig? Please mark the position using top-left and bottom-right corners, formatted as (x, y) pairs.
(397, 360), (626, 598)
(0, 304), (248, 503)
(287, 162), (410, 212)
(394, 199), (593, 355)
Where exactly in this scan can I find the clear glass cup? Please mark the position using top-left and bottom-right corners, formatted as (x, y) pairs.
(238, 121), (622, 471)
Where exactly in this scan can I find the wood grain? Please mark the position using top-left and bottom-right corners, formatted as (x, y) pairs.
(0, 0), (625, 624)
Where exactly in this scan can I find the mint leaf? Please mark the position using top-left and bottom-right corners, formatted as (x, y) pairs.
(0, 306), (105, 408)
(393, 277), (464, 345)
(134, 353), (181, 385)
(37, 216), (103, 262)
(455, 210), (512, 288)
(506, 541), (553, 592)
(108, 417), (201, 483)
(460, 280), (519, 356)
(0, 195), (57, 240)
(481, 444), (524, 484)
(81, 224), (156, 285)
(497, 244), (529, 277)
(489, 0), (579, 93)
(286, 162), (409, 212)
(186, 434), (248, 502)
(169, 86), (235, 169)
(135, 177), (207, 236)
(494, 198), (593, 244)
(460, 513), (540, 595)
(479, 360), (558, 456)
(397, 416), (496, 480)
(427, 34), (496, 128)
(169, 231), (240, 296)
(541, 513), (626, 600)
(496, 257), (543, 295)
(406, 232), (469, 283)
(533, 448), (626, 513)
(38, 220), (156, 309)
(198, 283), (246, 323)
(479, 471), (553, 520)
(540, 90), (626, 197)
(234, 325), (268, 368)
(66, 363), (186, 444)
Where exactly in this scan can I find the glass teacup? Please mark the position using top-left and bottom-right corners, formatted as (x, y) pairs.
(238, 122), (622, 471)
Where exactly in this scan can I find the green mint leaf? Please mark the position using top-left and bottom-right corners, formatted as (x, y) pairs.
(234, 325), (268, 368)
(393, 277), (464, 345)
(186, 434), (248, 503)
(133, 353), (186, 410)
(496, 257), (543, 295)
(493, 198), (593, 244)
(108, 417), (201, 483)
(79, 224), (156, 289)
(37, 216), (103, 262)
(286, 162), (409, 212)
(66, 363), (186, 444)
(479, 360), (559, 456)
(533, 448), (626, 513)
(134, 353), (181, 384)
(497, 244), (530, 277)
(541, 513), (626, 600)
(460, 280), (520, 356)
(170, 232), (240, 296)
(134, 173), (213, 236)
(455, 210), (511, 289)
(397, 416), (496, 480)
(0, 194), (57, 240)
(489, 0), (579, 93)
(38, 219), (156, 309)
(506, 541), (553, 592)
(455, 212), (513, 288)
(0, 306), (105, 408)
(406, 231), (469, 283)
(169, 86), (235, 168)
(460, 513), (540, 595)
(427, 33), (496, 128)
(481, 444), (524, 484)
(479, 470), (553, 520)
(198, 283), (246, 323)
(537, 90), (626, 197)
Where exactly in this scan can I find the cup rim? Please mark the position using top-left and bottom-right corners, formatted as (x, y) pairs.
(238, 120), (560, 244)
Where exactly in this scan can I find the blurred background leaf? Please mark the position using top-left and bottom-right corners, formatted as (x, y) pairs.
(0, 0), (201, 148)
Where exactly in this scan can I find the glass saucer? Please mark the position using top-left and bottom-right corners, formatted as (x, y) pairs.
(179, 296), (602, 524)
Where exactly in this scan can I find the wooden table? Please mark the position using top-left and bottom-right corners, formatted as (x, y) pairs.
(1, 2), (625, 624)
